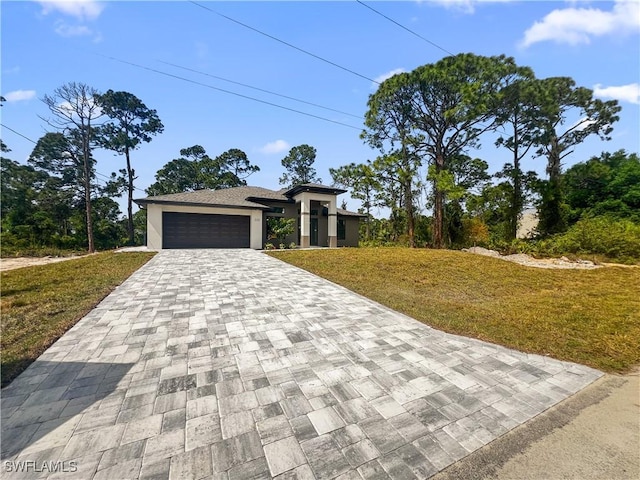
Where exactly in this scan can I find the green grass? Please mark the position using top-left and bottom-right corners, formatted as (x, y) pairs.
(270, 247), (640, 373)
(1, 252), (155, 387)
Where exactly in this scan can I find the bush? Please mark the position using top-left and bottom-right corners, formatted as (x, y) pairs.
(462, 218), (490, 247)
(548, 216), (640, 263)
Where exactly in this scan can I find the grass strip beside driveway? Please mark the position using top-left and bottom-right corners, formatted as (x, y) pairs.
(270, 248), (640, 373)
(1, 251), (155, 387)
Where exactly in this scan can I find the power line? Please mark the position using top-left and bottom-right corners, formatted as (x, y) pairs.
(1, 123), (147, 193)
(356, 1), (454, 57)
(158, 59), (361, 119)
(188, 0), (379, 85)
(1, 124), (36, 144)
(96, 53), (361, 130)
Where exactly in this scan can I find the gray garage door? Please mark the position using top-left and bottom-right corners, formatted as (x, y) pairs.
(162, 212), (250, 249)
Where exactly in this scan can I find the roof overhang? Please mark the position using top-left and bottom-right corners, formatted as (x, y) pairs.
(285, 185), (347, 197)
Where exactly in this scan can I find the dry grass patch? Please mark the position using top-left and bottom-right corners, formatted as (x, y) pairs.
(270, 248), (640, 373)
(1, 251), (155, 386)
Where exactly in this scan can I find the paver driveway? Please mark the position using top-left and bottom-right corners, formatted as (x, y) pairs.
(1, 250), (601, 479)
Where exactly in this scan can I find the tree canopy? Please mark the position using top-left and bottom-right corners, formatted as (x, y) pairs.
(96, 90), (164, 244)
(279, 144), (321, 187)
(146, 146), (258, 196)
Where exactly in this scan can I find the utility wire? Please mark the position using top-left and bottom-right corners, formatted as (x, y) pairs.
(356, 1), (454, 56)
(158, 59), (361, 119)
(189, 0), (379, 85)
(96, 53), (361, 130)
(1, 123), (36, 144)
(1, 123), (147, 193)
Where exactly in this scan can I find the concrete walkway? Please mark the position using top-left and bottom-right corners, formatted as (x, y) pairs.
(1, 250), (602, 479)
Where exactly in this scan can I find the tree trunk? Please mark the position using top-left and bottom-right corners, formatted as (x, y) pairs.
(433, 188), (444, 248)
(432, 153), (445, 249)
(400, 142), (415, 248)
(126, 146), (135, 245)
(405, 181), (415, 248)
(83, 152), (95, 253)
(511, 154), (522, 240)
(540, 136), (567, 235)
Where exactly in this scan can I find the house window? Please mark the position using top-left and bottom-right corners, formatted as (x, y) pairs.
(310, 209), (318, 216)
(270, 206), (285, 214)
(338, 219), (346, 240)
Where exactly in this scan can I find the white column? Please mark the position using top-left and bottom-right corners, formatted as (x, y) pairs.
(327, 199), (337, 248)
(300, 196), (311, 248)
(147, 205), (162, 250)
(250, 210), (263, 249)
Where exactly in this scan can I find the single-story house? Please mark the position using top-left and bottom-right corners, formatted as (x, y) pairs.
(134, 183), (365, 250)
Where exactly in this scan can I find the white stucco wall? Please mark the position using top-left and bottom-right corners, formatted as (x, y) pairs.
(145, 204), (264, 250)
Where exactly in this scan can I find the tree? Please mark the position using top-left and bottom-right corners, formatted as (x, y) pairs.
(147, 146), (259, 195)
(279, 144), (321, 187)
(533, 77), (621, 235)
(29, 131), (88, 189)
(1, 158), (48, 246)
(362, 73), (421, 246)
(216, 148), (260, 186)
(564, 150), (640, 223)
(41, 82), (103, 252)
(146, 158), (199, 196)
(96, 90), (164, 245)
(371, 154), (405, 242)
(439, 154), (492, 245)
(494, 71), (543, 239)
(28, 130), (97, 244)
(363, 54), (523, 248)
(414, 54), (524, 247)
(330, 161), (381, 241)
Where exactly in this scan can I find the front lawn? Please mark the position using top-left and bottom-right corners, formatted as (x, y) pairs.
(270, 248), (640, 373)
(1, 252), (155, 387)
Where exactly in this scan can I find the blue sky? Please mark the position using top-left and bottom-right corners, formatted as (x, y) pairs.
(2, 0), (639, 214)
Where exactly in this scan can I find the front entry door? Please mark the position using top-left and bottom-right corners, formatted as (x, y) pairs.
(310, 218), (319, 246)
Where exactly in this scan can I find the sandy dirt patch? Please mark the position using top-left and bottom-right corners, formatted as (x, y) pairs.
(463, 246), (602, 269)
(1, 247), (152, 272)
(0, 255), (92, 272)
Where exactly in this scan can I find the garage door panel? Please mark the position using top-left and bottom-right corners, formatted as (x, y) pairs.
(163, 212), (250, 249)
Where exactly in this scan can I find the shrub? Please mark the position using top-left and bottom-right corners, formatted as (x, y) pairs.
(289, 242), (297, 249)
(462, 218), (490, 247)
(264, 243), (275, 250)
(549, 216), (640, 263)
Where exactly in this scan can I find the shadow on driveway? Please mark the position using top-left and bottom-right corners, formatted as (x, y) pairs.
(1, 360), (133, 460)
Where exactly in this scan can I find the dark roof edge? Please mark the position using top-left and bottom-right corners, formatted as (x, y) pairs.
(245, 196), (294, 204)
(285, 184), (347, 197)
(134, 199), (270, 210)
(338, 209), (367, 218)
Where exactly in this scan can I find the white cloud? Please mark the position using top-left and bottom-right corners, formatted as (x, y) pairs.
(426, 0), (513, 15)
(372, 68), (406, 89)
(521, 0), (640, 47)
(38, 0), (104, 21)
(3, 66), (20, 75)
(594, 83), (640, 105)
(3, 90), (37, 102)
(258, 140), (290, 155)
(54, 22), (92, 37)
(572, 116), (597, 132)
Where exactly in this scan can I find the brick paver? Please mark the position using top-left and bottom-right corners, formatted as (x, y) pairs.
(0, 249), (602, 479)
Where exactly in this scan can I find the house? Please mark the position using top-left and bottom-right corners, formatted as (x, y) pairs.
(135, 183), (365, 250)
